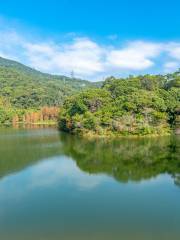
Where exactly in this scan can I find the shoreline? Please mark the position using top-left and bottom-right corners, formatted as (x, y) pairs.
(1, 123), (179, 139)
(59, 129), (176, 140)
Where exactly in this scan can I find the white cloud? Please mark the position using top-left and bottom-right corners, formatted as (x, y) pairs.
(24, 38), (106, 77)
(0, 30), (25, 60)
(166, 43), (180, 60)
(163, 61), (179, 73)
(0, 27), (180, 80)
(0, 30), (106, 78)
(107, 41), (162, 70)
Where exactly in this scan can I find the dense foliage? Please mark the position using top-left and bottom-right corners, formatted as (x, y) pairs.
(0, 96), (16, 125)
(0, 57), (98, 108)
(0, 96), (59, 125)
(0, 56), (100, 125)
(59, 72), (180, 136)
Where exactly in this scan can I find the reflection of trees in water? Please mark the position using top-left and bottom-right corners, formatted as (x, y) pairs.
(174, 174), (180, 187)
(0, 129), (62, 178)
(60, 134), (180, 186)
(0, 128), (179, 187)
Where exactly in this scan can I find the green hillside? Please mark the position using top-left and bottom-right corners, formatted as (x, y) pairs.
(0, 56), (97, 108)
(59, 72), (180, 136)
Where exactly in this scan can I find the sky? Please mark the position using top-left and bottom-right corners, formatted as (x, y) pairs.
(0, 0), (180, 81)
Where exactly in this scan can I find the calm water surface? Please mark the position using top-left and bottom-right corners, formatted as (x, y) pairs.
(0, 128), (179, 240)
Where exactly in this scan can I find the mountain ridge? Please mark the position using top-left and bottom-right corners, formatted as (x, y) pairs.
(0, 56), (99, 108)
(0, 56), (92, 82)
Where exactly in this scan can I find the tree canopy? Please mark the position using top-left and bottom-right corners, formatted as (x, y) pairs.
(59, 73), (180, 136)
(0, 57), (98, 108)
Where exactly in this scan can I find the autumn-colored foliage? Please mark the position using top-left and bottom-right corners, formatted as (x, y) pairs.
(12, 107), (59, 124)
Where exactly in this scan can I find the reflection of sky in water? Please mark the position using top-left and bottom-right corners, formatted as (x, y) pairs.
(0, 156), (174, 202)
(0, 129), (179, 240)
(29, 157), (108, 190)
(0, 157), (107, 200)
(0, 156), (180, 240)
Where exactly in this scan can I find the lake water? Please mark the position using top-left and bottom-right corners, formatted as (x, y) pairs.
(0, 127), (179, 240)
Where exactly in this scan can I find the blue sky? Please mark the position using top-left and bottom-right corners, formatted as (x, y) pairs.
(0, 0), (180, 81)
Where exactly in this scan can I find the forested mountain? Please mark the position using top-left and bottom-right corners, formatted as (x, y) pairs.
(0, 56), (97, 108)
(0, 56), (179, 134)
